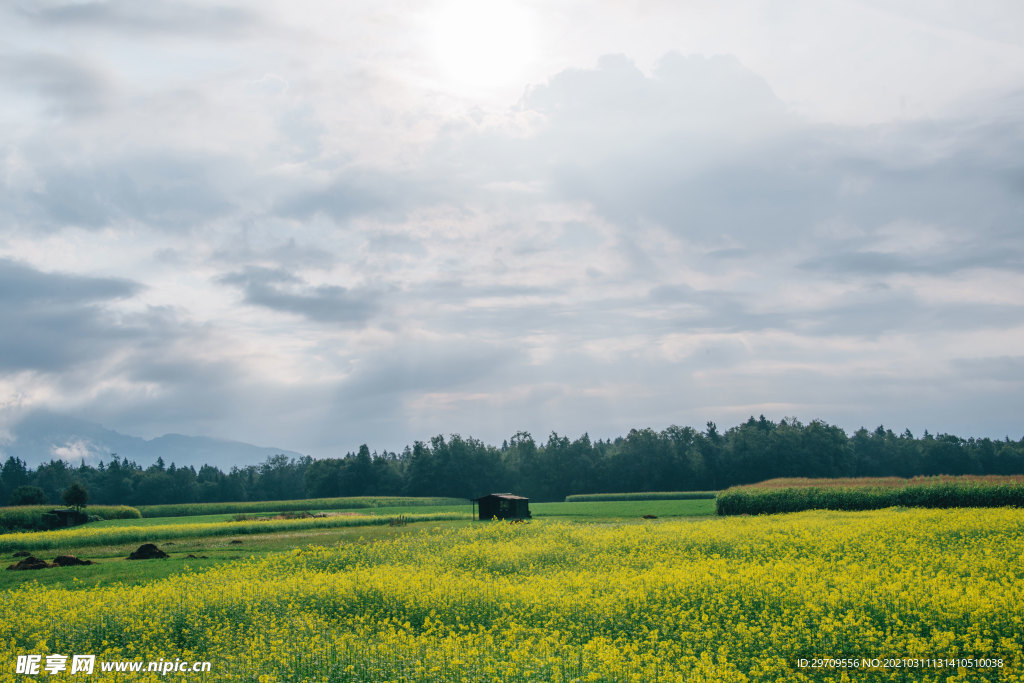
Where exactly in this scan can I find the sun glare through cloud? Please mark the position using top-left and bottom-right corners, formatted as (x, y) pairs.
(426, 0), (538, 93)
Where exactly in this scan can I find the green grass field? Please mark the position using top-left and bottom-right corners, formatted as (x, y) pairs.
(564, 491), (717, 502)
(533, 498), (714, 518)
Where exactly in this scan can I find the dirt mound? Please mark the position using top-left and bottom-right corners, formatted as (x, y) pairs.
(53, 555), (94, 567)
(185, 554), (209, 559)
(7, 556), (54, 570)
(642, 515), (658, 519)
(229, 539), (243, 544)
(12, 550), (30, 558)
(127, 543), (169, 560)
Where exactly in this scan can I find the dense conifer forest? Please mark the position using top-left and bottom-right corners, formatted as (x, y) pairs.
(3, 416), (1023, 506)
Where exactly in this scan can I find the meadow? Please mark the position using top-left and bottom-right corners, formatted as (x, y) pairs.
(1, 499), (1021, 681)
(563, 492), (716, 502)
(135, 497), (467, 518)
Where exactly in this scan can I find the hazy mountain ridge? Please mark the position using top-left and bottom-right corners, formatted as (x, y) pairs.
(2, 411), (304, 469)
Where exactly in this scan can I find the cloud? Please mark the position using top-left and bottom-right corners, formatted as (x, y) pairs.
(274, 178), (394, 223)
(340, 340), (523, 399)
(800, 245), (1024, 277)
(0, 258), (142, 373)
(16, 0), (260, 38)
(51, 438), (101, 463)
(0, 258), (138, 303)
(467, 53), (1024, 260)
(3, 28), (1024, 455)
(949, 355), (1024, 385)
(219, 267), (380, 325)
(7, 154), (239, 232)
(0, 51), (109, 118)
(210, 238), (338, 271)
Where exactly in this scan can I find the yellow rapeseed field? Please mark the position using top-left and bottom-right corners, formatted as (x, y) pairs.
(1, 508), (1022, 681)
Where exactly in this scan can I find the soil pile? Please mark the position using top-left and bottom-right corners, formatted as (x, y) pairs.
(127, 543), (169, 560)
(53, 555), (94, 566)
(6, 556), (53, 570)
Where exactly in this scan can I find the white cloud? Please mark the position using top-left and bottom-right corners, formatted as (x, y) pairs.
(51, 438), (99, 463)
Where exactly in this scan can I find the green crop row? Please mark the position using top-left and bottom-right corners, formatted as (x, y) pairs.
(0, 505), (141, 532)
(731, 474), (1024, 490)
(716, 482), (1024, 515)
(0, 511), (471, 552)
(136, 496), (468, 518)
(564, 491), (716, 502)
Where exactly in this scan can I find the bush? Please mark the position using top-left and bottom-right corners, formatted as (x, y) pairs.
(9, 486), (47, 506)
(62, 482), (89, 510)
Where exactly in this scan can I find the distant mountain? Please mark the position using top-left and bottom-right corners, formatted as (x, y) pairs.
(1, 411), (305, 469)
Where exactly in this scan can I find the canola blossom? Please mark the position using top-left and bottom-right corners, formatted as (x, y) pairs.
(1, 508), (1022, 681)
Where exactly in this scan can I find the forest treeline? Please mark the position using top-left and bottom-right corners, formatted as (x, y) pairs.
(2, 416), (1023, 506)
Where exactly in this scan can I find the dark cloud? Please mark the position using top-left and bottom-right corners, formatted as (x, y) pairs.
(827, 153), (1024, 237)
(799, 296), (1023, 338)
(272, 169), (443, 224)
(801, 246), (1024, 277)
(0, 258), (139, 303)
(210, 239), (338, 271)
(219, 267), (379, 325)
(950, 356), (1024, 383)
(478, 54), (1024, 266)
(17, 0), (259, 37)
(274, 180), (387, 223)
(648, 278), (1024, 339)
(410, 280), (563, 303)
(342, 342), (519, 397)
(0, 258), (142, 372)
(0, 51), (109, 117)
(516, 53), (804, 234)
(9, 154), (236, 231)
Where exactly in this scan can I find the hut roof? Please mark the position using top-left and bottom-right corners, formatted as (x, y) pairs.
(473, 493), (528, 501)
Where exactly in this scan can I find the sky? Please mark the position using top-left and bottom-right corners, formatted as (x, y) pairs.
(1, 0), (1023, 460)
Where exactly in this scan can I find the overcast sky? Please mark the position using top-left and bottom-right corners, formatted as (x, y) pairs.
(2, 0), (1023, 459)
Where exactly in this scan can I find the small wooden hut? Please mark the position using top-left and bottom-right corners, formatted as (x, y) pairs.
(472, 493), (531, 521)
(42, 508), (88, 529)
